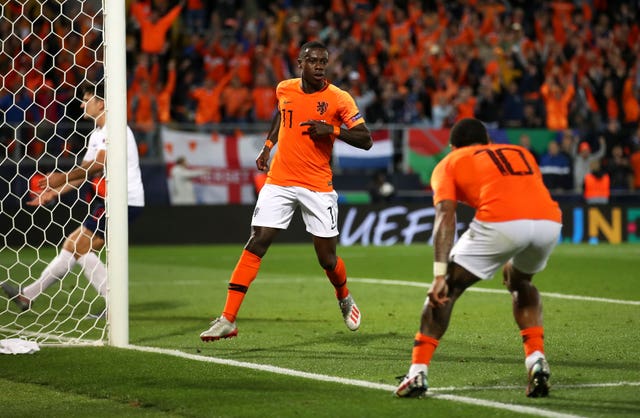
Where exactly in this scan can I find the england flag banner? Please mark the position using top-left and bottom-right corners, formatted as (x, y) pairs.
(161, 127), (267, 204)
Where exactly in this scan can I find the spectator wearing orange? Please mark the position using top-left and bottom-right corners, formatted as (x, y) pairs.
(190, 70), (234, 127)
(221, 75), (252, 123)
(622, 75), (640, 127)
(477, 0), (506, 36)
(251, 71), (277, 123)
(540, 74), (575, 130)
(452, 85), (476, 123)
(228, 43), (254, 86)
(583, 159), (610, 205)
(202, 39), (229, 82)
(549, 1), (575, 45)
(385, 45), (421, 88)
(447, 9), (477, 49)
(133, 0), (184, 56)
(129, 0), (152, 28)
(128, 55), (160, 118)
(389, 8), (413, 53)
(413, 12), (446, 58)
(131, 54), (160, 90)
(155, 60), (176, 124)
(130, 79), (158, 156)
(601, 79), (620, 124)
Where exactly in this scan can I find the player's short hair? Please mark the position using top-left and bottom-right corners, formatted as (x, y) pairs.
(449, 118), (490, 148)
(299, 41), (327, 59)
(81, 82), (105, 101)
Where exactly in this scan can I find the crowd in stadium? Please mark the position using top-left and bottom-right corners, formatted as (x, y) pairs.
(128, 0), (640, 190)
(1, 0), (639, 197)
(129, 0), (640, 195)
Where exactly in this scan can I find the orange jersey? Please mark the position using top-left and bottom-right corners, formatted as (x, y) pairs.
(267, 78), (365, 192)
(540, 84), (575, 130)
(431, 144), (561, 223)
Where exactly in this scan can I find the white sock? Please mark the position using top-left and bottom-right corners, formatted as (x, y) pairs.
(409, 363), (428, 377)
(77, 252), (107, 298)
(525, 350), (545, 371)
(22, 249), (76, 301)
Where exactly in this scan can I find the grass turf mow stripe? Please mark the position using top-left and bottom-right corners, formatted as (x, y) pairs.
(127, 278), (639, 418)
(128, 344), (585, 418)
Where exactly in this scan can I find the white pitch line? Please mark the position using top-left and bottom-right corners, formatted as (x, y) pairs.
(128, 344), (586, 418)
(433, 394), (583, 418)
(432, 381), (640, 392)
(349, 277), (640, 306)
(149, 276), (640, 306)
(124, 276), (636, 417)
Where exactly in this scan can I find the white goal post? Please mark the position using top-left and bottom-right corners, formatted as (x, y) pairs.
(104, 0), (129, 347)
(0, 0), (129, 347)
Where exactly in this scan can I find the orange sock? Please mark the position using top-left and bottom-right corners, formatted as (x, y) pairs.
(222, 250), (261, 322)
(411, 332), (439, 365)
(325, 256), (349, 299)
(520, 326), (545, 356)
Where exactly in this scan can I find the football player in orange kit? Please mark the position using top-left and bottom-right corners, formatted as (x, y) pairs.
(395, 118), (562, 398)
(200, 41), (372, 341)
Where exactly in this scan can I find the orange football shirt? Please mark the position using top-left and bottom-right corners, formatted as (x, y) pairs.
(431, 144), (562, 223)
(266, 78), (365, 192)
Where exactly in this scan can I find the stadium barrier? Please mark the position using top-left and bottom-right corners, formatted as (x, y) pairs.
(131, 203), (640, 245)
(3, 202), (638, 247)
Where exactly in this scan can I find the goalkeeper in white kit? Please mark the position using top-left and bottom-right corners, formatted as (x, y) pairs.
(2, 82), (145, 319)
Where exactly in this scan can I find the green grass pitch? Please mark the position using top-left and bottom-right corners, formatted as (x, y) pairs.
(1, 243), (639, 417)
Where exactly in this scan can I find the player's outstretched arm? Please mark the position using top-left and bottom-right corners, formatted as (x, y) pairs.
(337, 123), (373, 150)
(26, 179), (85, 206)
(40, 150), (106, 189)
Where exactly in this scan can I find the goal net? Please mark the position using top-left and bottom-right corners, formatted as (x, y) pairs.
(0, 0), (127, 346)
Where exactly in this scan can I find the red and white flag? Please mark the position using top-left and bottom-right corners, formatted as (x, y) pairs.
(161, 127), (267, 204)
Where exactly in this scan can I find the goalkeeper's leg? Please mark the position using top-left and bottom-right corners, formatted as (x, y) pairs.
(78, 252), (107, 297)
(21, 225), (103, 303)
(21, 249), (77, 302)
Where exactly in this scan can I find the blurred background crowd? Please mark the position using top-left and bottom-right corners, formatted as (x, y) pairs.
(1, 0), (639, 199)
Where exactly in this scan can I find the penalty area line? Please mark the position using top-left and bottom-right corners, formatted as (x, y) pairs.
(128, 344), (584, 418)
